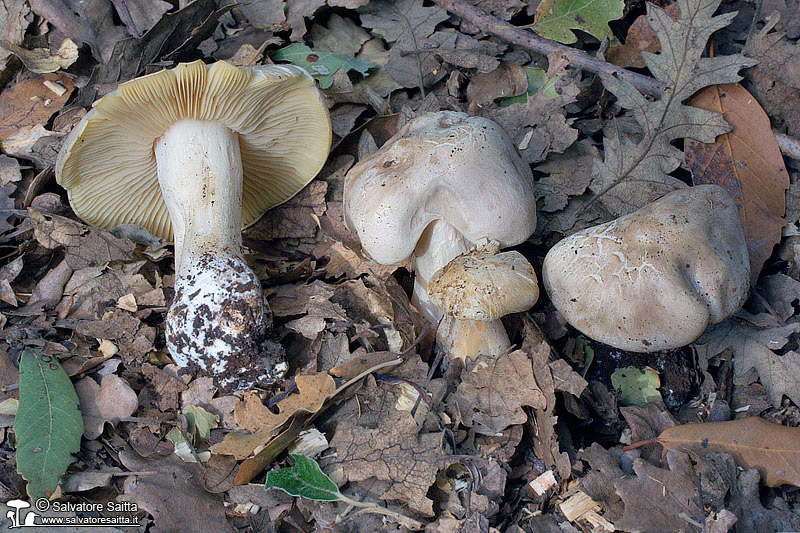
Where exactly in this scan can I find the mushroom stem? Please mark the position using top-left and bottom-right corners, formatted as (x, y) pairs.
(155, 119), (244, 273)
(412, 220), (471, 323)
(436, 315), (511, 362)
(155, 119), (274, 390)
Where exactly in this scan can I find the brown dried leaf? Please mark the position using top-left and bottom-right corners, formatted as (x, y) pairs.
(237, 374), (335, 433)
(285, 0), (325, 41)
(548, 359), (588, 397)
(0, 38), (78, 73)
(534, 139), (598, 213)
(75, 374), (138, 440)
(607, 4), (680, 68)
(466, 62), (528, 111)
(325, 412), (450, 517)
(244, 180), (326, 241)
(29, 208), (135, 269)
(118, 449), (232, 533)
(0, 74), (73, 142)
(696, 312), (800, 407)
(76, 309), (155, 365)
(238, 0), (286, 31)
(448, 350), (545, 435)
(614, 450), (703, 533)
(140, 363), (188, 412)
(685, 83), (789, 284)
(269, 280), (347, 321)
(0, 155), (21, 186)
(744, 21), (800, 137)
(0, 0), (30, 73)
(658, 417), (800, 487)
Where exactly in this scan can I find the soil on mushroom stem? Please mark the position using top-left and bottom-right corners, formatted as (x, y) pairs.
(584, 341), (699, 410)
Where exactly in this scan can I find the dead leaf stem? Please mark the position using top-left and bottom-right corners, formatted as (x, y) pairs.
(338, 492), (426, 530)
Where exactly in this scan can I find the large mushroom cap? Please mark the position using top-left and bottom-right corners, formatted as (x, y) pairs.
(542, 185), (750, 352)
(429, 247), (539, 321)
(343, 111), (537, 265)
(56, 60), (331, 242)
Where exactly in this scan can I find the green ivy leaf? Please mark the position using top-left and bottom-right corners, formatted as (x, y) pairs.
(611, 366), (662, 407)
(184, 405), (218, 440)
(271, 43), (376, 89)
(14, 349), (83, 500)
(532, 0), (624, 44)
(265, 454), (341, 501)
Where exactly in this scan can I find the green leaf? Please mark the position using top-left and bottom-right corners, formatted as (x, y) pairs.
(499, 68), (561, 106)
(271, 43), (376, 89)
(265, 454), (341, 501)
(14, 349), (83, 500)
(611, 366), (662, 407)
(532, 0), (624, 44)
(184, 405), (218, 440)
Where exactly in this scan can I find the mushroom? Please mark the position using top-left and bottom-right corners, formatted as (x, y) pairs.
(343, 111), (537, 324)
(56, 60), (331, 390)
(427, 242), (540, 361)
(542, 185), (750, 352)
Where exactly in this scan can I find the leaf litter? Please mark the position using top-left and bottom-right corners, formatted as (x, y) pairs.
(0, 0), (799, 530)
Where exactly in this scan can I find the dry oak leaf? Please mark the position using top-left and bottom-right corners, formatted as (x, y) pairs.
(695, 312), (800, 407)
(29, 208), (135, 269)
(607, 3), (681, 68)
(657, 417), (800, 487)
(325, 412), (450, 517)
(449, 350), (546, 435)
(0, 73), (73, 142)
(75, 374), (138, 439)
(614, 450), (703, 533)
(213, 374), (335, 460)
(686, 83), (790, 284)
(244, 180), (326, 241)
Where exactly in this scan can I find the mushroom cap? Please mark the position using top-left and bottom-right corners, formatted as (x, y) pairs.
(428, 247), (540, 320)
(343, 111), (537, 265)
(542, 185), (750, 352)
(56, 60), (331, 242)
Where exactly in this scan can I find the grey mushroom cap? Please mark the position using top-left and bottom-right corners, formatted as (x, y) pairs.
(542, 185), (750, 352)
(343, 111), (537, 265)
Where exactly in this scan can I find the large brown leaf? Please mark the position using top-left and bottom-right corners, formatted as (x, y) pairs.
(658, 417), (800, 487)
(685, 83), (789, 283)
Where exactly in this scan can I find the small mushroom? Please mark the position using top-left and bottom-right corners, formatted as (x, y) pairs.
(56, 60), (331, 390)
(428, 242), (539, 361)
(542, 185), (750, 352)
(343, 111), (537, 324)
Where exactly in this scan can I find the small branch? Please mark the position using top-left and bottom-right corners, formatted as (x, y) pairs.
(431, 0), (665, 96)
(338, 493), (425, 530)
(776, 132), (800, 161)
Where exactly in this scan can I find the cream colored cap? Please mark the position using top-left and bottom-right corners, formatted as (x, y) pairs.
(56, 60), (332, 242)
(542, 185), (750, 352)
(428, 247), (540, 320)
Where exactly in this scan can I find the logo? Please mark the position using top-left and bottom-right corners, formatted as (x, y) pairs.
(4, 498), (141, 528)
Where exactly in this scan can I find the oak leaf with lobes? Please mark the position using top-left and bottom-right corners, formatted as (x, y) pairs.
(685, 83), (789, 284)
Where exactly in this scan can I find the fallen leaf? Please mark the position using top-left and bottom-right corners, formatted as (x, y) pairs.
(272, 43), (375, 89)
(61, 469), (119, 493)
(657, 417), (800, 487)
(686, 83), (789, 284)
(285, 0), (326, 41)
(75, 374), (138, 440)
(696, 312), (800, 407)
(611, 366), (662, 407)
(591, 0), (756, 216)
(466, 62), (529, 110)
(244, 180), (327, 240)
(238, 0), (286, 31)
(578, 443), (626, 522)
(607, 4), (681, 68)
(548, 358), (588, 397)
(760, 273), (800, 321)
(0, 155), (21, 186)
(729, 467), (800, 532)
(744, 19), (800, 138)
(140, 363), (187, 412)
(75, 309), (155, 365)
(0, 0), (30, 73)
(118, 449), (232, 533)
(0, 74), (73, 142)
(532, 0), (624, 44)
(447, 350), (546, 435)
(237, 374), (335, 433)
(614, 450), (703, 532)
(621, 403), (676, 465)
(0, 38), (78, 73)
(534, 139), (598, 213)
(29, 208), (135, 269)
(325, 412), (450, 516)
(310, 12), (370, 55)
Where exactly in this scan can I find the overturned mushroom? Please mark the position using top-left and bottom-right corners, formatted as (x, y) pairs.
(542, 185), (750, 352)
(343, 111), (537, 324)
(56, 60), (331, 390)
(428, 242), (539, 361)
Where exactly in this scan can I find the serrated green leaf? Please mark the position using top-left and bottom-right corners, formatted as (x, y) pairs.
(611, 366), (662, 407)
(272, 43), (376, 89)
(14, 349), (83, 500)
(265, 454), (341, 501)
(532, 0), (624, 44)
(184, 405), (218, 440)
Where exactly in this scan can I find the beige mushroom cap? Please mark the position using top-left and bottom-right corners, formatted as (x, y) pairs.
(542, 185), (750, 352)
(343, 111), (537, 265)
(56, 60), (331, 242)
(429, 247), (540, 321)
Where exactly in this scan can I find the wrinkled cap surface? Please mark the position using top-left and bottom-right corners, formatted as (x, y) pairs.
(542, 185), (750, 352)
(56, 60), (331, 242)
(429, 247), (540, 320)
(343, 111), (537, 265)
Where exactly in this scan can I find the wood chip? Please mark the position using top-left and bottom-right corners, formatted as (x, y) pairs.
(559, 490), (600, 522)
(43, 80), (67, 96)
(529, 469), (557, 496)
